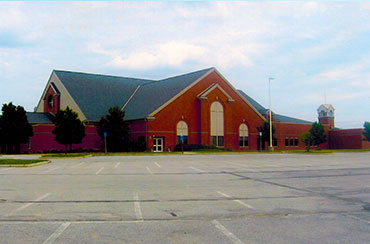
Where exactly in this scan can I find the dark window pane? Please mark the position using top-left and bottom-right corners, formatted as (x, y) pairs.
(218, 136), (224, 146)
(294, 138), (298, 146)
(239, 137), (243, 147)
(183, 136), (188, 145)
(273, 139), (277, 147)
(285, 138), (289, 146)
(211, 136), (217, 146)
(244, 137), (249, 147)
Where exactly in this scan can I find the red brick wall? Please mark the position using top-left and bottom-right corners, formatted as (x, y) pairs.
(329, 129), (369, 149)
(146, 70), (265, 151)
(319, 117), (334, 128)
(43, 86), (60, 114)
(21, 123), (102, 153)
(273, 122), (312, 150)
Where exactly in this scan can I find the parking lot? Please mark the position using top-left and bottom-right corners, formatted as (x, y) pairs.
(0, 152), (369, 244)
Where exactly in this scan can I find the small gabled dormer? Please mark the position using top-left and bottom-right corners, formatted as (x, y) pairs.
(43, 82), (60, 114)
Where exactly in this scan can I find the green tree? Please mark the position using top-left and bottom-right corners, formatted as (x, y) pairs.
(97, 106), (130, 152)
(309, 122), (328, 146)
(256, 121), (276, 150)
(299, 132), (314, 152)
(0, 102), (33, 154)
(363, 121), (370, 141)
(52, 107), (85, 152)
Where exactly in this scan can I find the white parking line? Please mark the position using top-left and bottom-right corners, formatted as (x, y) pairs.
(229, 163), (256, 172)
(43, 167), (61, 174)
(70, 162), (84, 168)
(42, 222), (71, 244)
(212, 220), (245, 244)
(133, 192), (143, 221)
(345, 214), (370, 225)
(6, 193), (51, 216)
(189, 166), (205, 173)
(154, 162), (161, 168)
(114, 162), (121, 168)
(95, 167), (104, 175)
(217, 191), (255, 209)
(146, 167), (153, 175)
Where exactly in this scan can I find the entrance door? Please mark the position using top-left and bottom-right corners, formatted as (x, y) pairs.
(153, 137), (163, 152)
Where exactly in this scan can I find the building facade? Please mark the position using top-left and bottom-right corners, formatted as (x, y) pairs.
(22, 68), (369, 153)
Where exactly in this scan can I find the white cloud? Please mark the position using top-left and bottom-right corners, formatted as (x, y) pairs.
(1, 1), (370, 128)
(107, 42), (206, 69)
(0, 3), (27, 29)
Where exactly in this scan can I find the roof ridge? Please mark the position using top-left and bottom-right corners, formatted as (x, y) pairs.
(158, 67), (214, 82)
(53, 70), (154, 82)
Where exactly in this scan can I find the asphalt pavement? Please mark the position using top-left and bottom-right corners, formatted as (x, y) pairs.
(0, 152), (369, 243)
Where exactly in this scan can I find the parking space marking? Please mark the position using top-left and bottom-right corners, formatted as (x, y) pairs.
(95, 167), (104, 175)
(7, 193), (51, 216)
(42, 222), (71, 244)
(189, 166), (205, 173)
(212, 220), (245, 244)
(154, 162), (161, 168)
(133, 192), (143, 221)
(344, 214), (370, 225)
(114, 162), (121, 168)
(229, 163), (256, 172)
(217, 191), (255, 209)
(70, 162), (84, 168)
(43, 167), (61, 174)
(146, 167), (153, 175)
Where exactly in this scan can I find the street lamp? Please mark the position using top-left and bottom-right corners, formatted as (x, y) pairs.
(269, 77), (274, 151)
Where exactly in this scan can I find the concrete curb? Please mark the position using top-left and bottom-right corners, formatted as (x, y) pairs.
(0, 160), (51, 167)
(41, 154), (93, 159)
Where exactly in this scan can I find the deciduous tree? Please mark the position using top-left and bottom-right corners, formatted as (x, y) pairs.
(256, 121), (276, 150)
(97, 106), (129, 152)
(0, 103), (33, 154)
(363, 121), (370, 141)
(299, 132), (314, 152)
(309, 122), (328, 147)
(52, 107), (85, 152)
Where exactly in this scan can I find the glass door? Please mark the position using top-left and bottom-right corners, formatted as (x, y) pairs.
(153, 137), (163, 152)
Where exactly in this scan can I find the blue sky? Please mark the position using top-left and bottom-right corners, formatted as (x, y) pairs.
(0, 1), (369, 128)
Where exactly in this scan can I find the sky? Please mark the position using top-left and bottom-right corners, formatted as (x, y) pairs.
(0, 1), (369, 129)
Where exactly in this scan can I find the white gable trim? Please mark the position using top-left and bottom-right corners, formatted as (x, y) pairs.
(35, 71), (87, 121)
(212, 69), (266, 121)
(121, 85), (142, 111)
(198, 83), (235, 102)
(148, 68), (215, 117)
(35, 72), (55, 112)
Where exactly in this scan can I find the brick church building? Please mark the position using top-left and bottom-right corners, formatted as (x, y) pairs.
(22, 67), (369, 153)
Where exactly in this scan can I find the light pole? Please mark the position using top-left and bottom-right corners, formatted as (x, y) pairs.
(269, 77), (274, 151)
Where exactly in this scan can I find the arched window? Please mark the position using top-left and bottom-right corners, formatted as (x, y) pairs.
(239, 123), (249, 147)
(48, 95), (53, 109)
(210, 101), (224, 146)
(177, 121), (188, 145)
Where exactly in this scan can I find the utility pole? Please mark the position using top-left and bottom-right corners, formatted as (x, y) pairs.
(104, 132), (107, 154)
(269, 77), (274, 151)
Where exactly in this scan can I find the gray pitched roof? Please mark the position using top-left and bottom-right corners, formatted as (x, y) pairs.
(238, 90), (268, 114)
(53, 68), (311, 124)
(26, 112), (54, 124)
(238, 90), (312, 125)
(124, 68), (213, 120)
(54, 70), (153, 121)
(55, 68), (213, 121)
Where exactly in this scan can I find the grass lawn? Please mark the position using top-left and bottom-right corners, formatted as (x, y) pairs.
(41, 153), (92, 158)
(0, 159), (48, 165)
